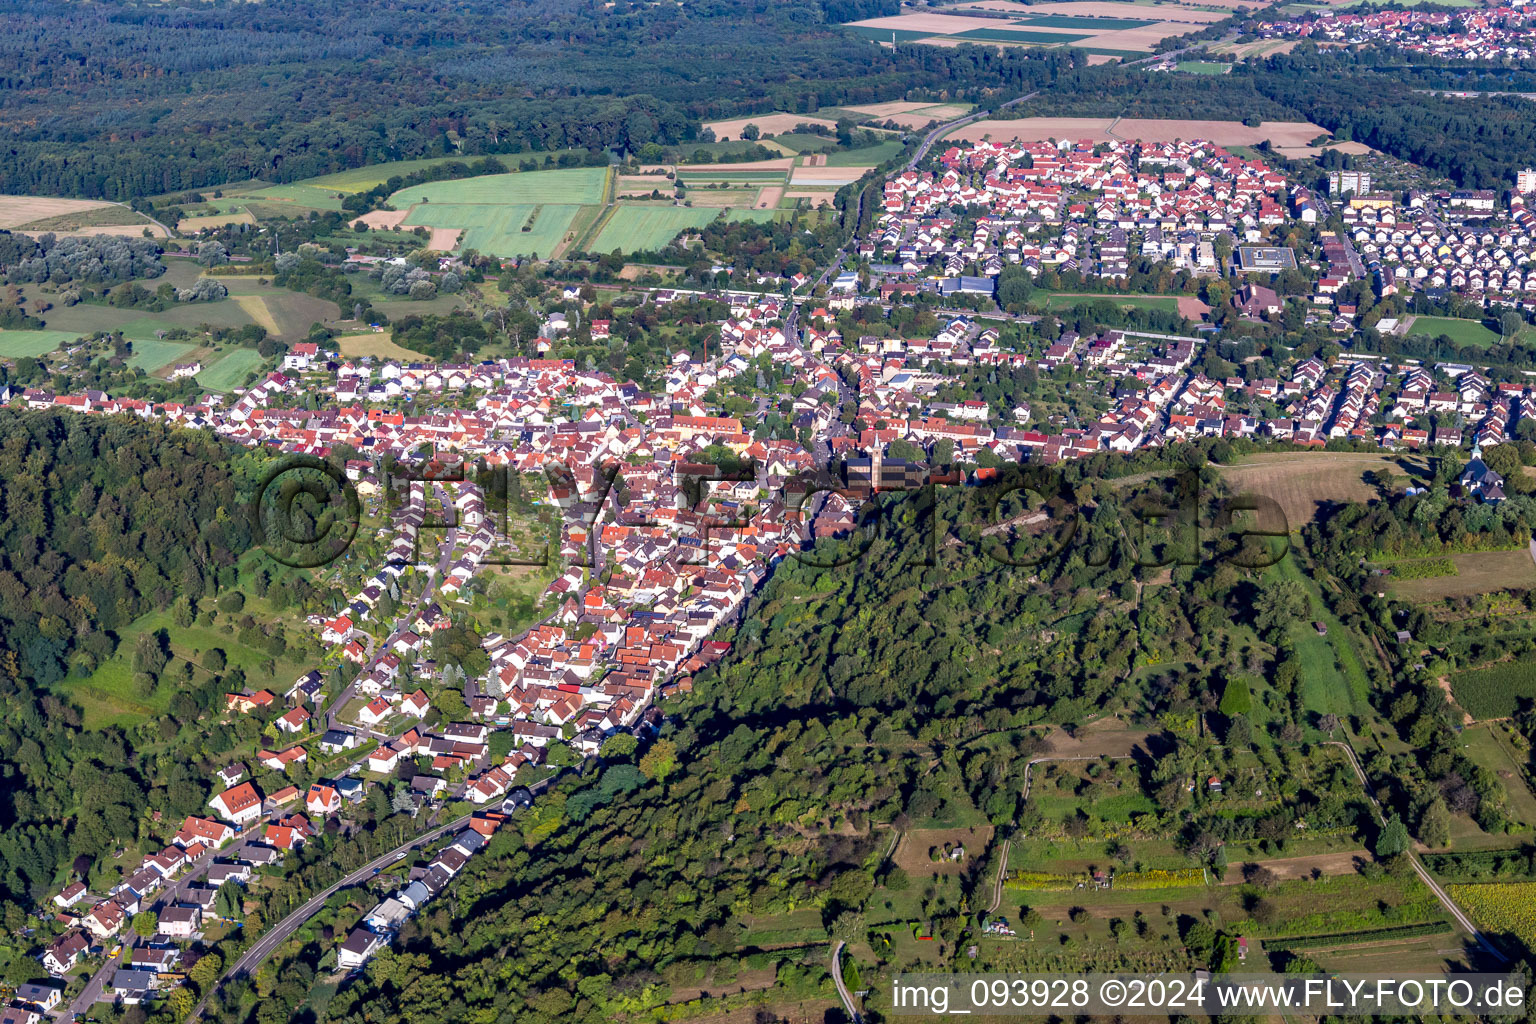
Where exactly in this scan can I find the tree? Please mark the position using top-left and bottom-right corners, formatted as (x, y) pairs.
(132, 910), (158, 937)
(1254, 579), (1307, 639)
(1375, 815), (1409, 858)
(391, 786), (416, 815)
(639, 738), (679, 782)
(214, 881), (242, 920)
(204, 647), (226, 673)
(188, 951), (223, 990)
(831, 908), (865, 944)
(1418, 797), (1451, 849)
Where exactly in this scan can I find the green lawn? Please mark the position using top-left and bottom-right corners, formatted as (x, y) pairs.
(1272, 554), (1373, 723)
(1458, 723), (1536, 828)
(197, 347), (268, 391)
(1406, 316), (1501, 349)
(1044, 293), (1183, 312)
(0, 329), (79, 357)
(228, 182), (349, 212)
(387, 167), (609, 207)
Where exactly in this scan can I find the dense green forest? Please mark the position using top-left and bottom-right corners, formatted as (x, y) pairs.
(0, 411), (355, 931)
(0, 0), (1078, 199)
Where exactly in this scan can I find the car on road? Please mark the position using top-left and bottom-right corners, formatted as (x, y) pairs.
(107, 944), (122, 958)
(393, 851), (408, 862)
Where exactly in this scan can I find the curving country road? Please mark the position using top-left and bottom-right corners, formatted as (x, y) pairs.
(830, 939), (863, 1024)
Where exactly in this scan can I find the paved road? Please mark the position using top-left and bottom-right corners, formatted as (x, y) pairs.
(58, 845), (223, 1019)
(186, 814), (474, 1021)
(830, 940), (863, 1023)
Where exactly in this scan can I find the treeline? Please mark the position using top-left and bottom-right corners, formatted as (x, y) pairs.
(0, 230), (164, 285)
(0, 0), (1079, 199)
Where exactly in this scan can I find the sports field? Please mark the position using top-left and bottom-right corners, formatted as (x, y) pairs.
(590, 205), (775, 254)
(1405, 316), (1500, 349)
(1176, 60), (1231, 74)
(0, 330), (79, 358)
(197, 347), (267, 391)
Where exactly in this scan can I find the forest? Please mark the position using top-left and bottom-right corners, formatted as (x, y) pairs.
(0, 0), (1078, 199)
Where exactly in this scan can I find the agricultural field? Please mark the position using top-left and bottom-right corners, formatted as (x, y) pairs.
(844, 5), (1224, 53)
(1217, 451), (1416, 528)
(335, 331), (430, 361)
(1019, 13), (1156, 29)
(1389, 549), (1536, 601)
(589, 205), (774, 254)
(703, 113), (837, 140)
(374, 168), (611, 258)
(1406, 315), (1502, 349)
(822, 139), (906, 166)
(1447, 883), (1536, 954)
(387, 167), (608, 207)
(0, 329), (80, 358)
(840, 101), (973, 128)
(0, 194), (118, 229)
(11, 204), (158, 234)
(177, 209), (257, 233)
(405, 201), (584, 259)
(945, 117), (1330, 147)
(219, 279), (339, 340)
(196, 347), (268, 391)
(1449, 660), (1536, 721)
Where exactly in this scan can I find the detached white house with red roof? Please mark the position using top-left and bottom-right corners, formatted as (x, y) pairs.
(208, 781), (263, 826)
